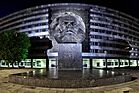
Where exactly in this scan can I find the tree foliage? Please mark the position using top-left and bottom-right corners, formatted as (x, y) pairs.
(0, 30), (31, 67)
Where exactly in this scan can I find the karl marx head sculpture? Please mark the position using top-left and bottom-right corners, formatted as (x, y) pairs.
(49, 12), (86, 43)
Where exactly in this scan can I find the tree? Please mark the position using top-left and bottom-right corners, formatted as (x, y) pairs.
(0, 30), (31, 67)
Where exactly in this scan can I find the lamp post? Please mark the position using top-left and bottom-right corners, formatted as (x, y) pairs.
(44, 49), (49, 70)
(136, 54), (138, 67)
(104, 51), (108, 69)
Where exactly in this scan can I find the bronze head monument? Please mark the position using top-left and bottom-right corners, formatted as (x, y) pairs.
(49, 12), (85, 43)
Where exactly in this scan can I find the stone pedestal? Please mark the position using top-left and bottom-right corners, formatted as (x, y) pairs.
(58, 43), (82, 70)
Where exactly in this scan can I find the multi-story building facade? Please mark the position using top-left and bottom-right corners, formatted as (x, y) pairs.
(0, 3), (139, 68)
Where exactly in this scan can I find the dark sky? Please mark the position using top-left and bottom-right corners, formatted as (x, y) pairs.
(0, 0), (139, 19)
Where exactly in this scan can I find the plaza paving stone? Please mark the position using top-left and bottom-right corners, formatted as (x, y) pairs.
(0, 69), (139, 93)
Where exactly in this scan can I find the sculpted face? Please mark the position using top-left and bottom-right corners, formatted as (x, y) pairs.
(50, 12), (85, 43)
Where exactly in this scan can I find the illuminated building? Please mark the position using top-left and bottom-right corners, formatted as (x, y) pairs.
(0, 3), (139, 68)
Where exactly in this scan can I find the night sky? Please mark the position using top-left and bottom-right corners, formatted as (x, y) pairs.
(0, 0), (139, 19)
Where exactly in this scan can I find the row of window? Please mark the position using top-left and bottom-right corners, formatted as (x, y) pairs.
(90, 16), (139, 31)
(90, 49), (130, 56)
(90, 34), (108, 40)
(90, 15), (113, 23)
(90, 42), (129, 49)
(0, 61), (42, 67)
(103, 61), (133, 66)
(1, 16), (46, 27)
(19, 22), (47, 30)
(1, 6), (48, 21)
(89, 35), (117, 41)
(0, 20), (48, 31)
(90, 27), (139, 42)
(90, 10), (139, 27)
(21, 17), (48, 24)
(26, 29), (47, 34)
(1, 10), (48, 27)
(90, 22), (139, 35)
(90, 29), (119, 35)
(89, 34), (139, 46)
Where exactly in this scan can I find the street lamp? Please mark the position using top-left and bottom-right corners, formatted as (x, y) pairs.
(104, 50), (108, 69)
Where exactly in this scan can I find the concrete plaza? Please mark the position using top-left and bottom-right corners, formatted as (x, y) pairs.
(0, 69), (139, 93)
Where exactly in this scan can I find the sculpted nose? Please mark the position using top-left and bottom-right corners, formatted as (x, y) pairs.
(66, 22), (73, 28)
(67, 23), (72, 27)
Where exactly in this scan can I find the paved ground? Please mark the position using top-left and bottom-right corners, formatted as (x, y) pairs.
(0, 69), (139, 93)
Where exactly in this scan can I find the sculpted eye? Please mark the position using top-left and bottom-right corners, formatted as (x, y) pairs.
(71, 22), (74, 26)
(64, 22), (68, 25)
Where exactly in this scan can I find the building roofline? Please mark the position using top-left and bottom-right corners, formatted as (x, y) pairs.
(0, 3), (139, 22)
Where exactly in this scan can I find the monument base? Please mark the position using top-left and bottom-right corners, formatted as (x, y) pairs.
(58, 43), (82, 70)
